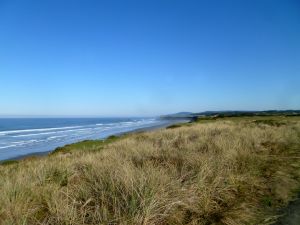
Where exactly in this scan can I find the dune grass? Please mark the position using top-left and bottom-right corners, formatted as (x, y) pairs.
(0, 117), (300, 224)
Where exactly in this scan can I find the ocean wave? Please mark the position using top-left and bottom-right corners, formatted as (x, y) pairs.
(0, 139), (48, 150)
(47, 135), (68, 140)
(0, 125), (86, 136)
(0, 144), (17, 149)
(10, 140), (37, 144)
(10, 127), (99, 138)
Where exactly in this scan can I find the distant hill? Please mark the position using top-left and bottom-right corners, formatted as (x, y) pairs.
(193, 110), (300, 117)
(164, 112), (193, 117)
(161, 110), (300, 119)
(160, 112), (194, 120)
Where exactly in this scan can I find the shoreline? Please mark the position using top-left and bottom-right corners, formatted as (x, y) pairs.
(1, 119), (190, 163)
(0, 115), (299, 224)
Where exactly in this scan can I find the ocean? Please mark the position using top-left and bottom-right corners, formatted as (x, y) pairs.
(0, 117), (174, 161)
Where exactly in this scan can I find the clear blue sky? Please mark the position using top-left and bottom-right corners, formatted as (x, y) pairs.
(0, 0), (299, 117)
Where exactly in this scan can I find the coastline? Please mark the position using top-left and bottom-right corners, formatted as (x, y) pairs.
(0, 115), (299, 224)
(2, 119), (190, 163)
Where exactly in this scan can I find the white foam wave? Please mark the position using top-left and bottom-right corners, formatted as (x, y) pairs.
(47, 135), (68, 140)
(0, 140), (43, 148)
(0, 125), (86, 136)
(0, 144), (17, 149)
(10, 127), (97, 137)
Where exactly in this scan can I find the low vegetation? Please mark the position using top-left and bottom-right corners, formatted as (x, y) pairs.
(0, 116), (300, 224)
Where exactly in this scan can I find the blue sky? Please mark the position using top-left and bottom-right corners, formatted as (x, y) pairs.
(0, 0), (299, 117)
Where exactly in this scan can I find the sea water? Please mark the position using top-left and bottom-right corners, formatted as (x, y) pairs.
(0, 117), (172, 161)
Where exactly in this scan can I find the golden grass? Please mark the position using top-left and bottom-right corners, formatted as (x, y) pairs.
(0, 119), (300, 225)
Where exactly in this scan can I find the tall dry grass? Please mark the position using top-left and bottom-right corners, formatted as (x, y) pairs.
(0, 120), (299, 224)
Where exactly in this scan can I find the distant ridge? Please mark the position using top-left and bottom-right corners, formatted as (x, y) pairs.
(161, 110), (300, 119)
(163, 112), (193, 117)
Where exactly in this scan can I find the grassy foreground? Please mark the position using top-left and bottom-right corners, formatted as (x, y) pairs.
(0, 117), (300, 224)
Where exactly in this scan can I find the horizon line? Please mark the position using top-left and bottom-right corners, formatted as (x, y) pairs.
(1, 109), (299, 119)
